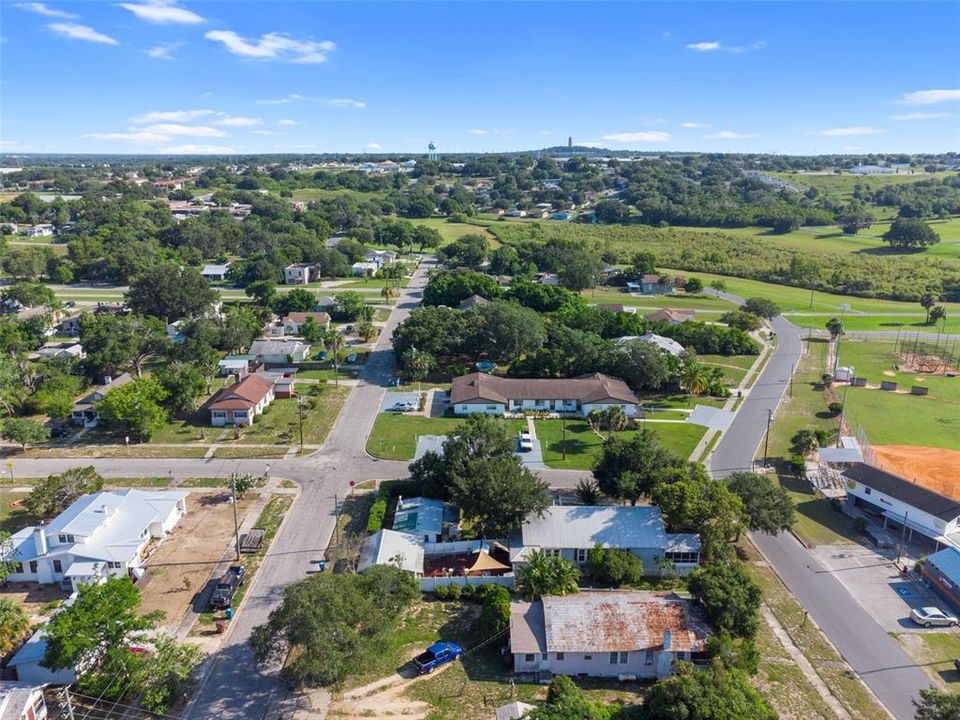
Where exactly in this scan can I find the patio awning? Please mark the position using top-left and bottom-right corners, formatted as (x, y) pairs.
(881, 510), (960, 548)
(465, 551), (510, 574)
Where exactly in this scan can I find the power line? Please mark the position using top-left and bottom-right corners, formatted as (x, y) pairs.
(67, 691), (185, 720)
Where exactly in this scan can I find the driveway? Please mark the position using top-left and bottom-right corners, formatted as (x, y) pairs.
(379, 392), (421, 413)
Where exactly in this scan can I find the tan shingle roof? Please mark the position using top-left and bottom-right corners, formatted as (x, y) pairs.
(450, 372), (638, 406)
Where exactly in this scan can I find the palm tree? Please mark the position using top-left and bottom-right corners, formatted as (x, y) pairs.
(680, 360), (709, 396)
(381, 284), (399, 302)
(920, 292), (937, 324)
(601, 406), (628, 436)
(825, 317), (844, 339)
(575, 479), (601, 505)
(0, 598), (30, 655)
(516, 550), (581, 600)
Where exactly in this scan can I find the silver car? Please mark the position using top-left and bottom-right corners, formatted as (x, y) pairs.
(910, 606), (958, 628)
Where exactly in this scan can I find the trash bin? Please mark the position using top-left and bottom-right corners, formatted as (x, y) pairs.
(215, 620), (227, 634)
(225, 607), (234, 620)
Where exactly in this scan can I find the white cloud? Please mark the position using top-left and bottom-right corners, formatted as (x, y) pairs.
(898, 89), (960, 106)
(132, 109), (215, 123)
(808, 126), (886, 137)
(0, 140), (33, 150)
(328, 98), (366, 108)
(213, 116), (262, 127)
(145, 42), (183, 59)
(273, 143), (316, 150)
(890, 111), (952, 121)
(251, 130), (281, 136)
(118, 1), (204, 25)
(48, 23), (118, 44)
(205, 30), (335, 63)
(601, 131), (671, 143)
(277, 119), (298, 126)
(661, 31), (672, 39)
(16, 3), (78, 19)
(158, 144), (237, 154)
(687, 41), (721, 52)
(141, 123), (227, 137)
(686, 40), (764, 53)
(680, 122), (710, 129)
(83, 131), (173, 144)
(469, 129), (488, 135)
(366, 142), (382, 150)
(704, 130), (759, 139)
(256, 94), (308, 105)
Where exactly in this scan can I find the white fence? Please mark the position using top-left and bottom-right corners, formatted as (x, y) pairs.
(422, 540), (485, 556)
(420, 575), (515, 592)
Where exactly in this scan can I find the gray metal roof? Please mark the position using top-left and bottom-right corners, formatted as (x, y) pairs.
(520, 506), (668, 550)
(926, 547), (960, 584)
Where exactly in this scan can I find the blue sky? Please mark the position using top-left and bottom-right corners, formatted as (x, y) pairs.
(2, 1), (959, 155)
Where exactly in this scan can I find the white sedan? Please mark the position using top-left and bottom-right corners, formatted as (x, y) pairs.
(910, 606), (958, 628)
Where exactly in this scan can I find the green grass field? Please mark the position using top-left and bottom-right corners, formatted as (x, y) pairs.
(836, 339), (960, 450)
(291, 188), (388, 202)
(585, 288), (734, 312)
(769, 170), (956, 202)
(410, 216), (497, 245)
(365, 414), (527, 460)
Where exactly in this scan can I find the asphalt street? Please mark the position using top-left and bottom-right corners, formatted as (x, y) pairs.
(711, 313), (931, 720)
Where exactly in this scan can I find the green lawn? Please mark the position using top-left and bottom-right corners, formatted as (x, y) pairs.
(697, 354), (758, 386)
(365, 414), (526, 460)
(893, 632), (960, 692)
(410, 216), (497, 245)
(222, 385), (350, 446)
(836, 339), (960, 450)
(768, 170), (955, 202)
(535, 419), (708, 469)
(0, 492), (33, 533)
(332, 276), (412, 289)
(644, 393), (728, 410)
(291, 188), (388, 202)
(585, 288), (734, 312)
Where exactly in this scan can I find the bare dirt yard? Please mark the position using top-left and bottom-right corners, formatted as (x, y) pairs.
(873, 445), (960, 498)
(0, 582), (68, 623)
(137, 492), (257, 629)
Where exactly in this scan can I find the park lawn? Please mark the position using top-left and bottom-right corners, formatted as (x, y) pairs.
(411, 216), (497, 245)
(365, 414), (527, 460)
(893, 632), (960, 692)
(333, 276), (412, 289)
(697, 354), (758, 386)
(536, 420), (708, 469)
(291, 188), (387, 202)
(0, 492), (34, 533)
(644, 393), (728, 410)
(584, 288), (734, 312)
(836, 339), (960, 450)
(802, 313), (956, 334)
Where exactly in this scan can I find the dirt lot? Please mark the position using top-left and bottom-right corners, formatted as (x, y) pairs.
(137, 492), (257, 629)
(0, 582), (68, 622)
(873, 445), (960, 498)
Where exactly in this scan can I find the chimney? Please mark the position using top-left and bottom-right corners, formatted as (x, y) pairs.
(34, 523), (48, 556)
(101, 504), (109, 515)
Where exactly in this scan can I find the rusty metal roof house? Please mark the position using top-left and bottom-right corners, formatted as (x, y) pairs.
(510, 591), (710, 680)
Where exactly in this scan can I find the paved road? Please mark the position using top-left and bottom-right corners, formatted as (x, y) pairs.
(711, 314), (931, 720)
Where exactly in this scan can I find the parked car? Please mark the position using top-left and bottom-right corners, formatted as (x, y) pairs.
(413, 641), (463, 674)
(210, 565), (246, 610)
(64, 300), (77, 308)
(50, 426), (72, 438)
(314, 351), (327, 360)
(388, 401), (415, 413)
(518, 430), (533, 452)
(346, 353), (358, 363)
(910, 607), (958, 628)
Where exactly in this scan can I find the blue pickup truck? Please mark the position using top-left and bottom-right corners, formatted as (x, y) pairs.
(413, 641), (463, 674)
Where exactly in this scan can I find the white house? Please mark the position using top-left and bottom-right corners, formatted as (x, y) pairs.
(3, 489), (188, 592)
(71, 373), (133, 427)
(357, 529), (426, 575)
(283, 262), (320, 285)
(0, 680), (49, 720)
(364, 249), (398, 267)
(849, 164), (894, 175)
(249, 338), (308, 364)
(208, 374), (275, 427)
(8, 630), (77, 686)
(23, 225), (55, 238)
(450, 372), (640, 418)
(392, 496), (460, 544)
(510, 591), (710, 679)
(35, 341), (85, 360)
(843, 463), (960, 549)
(352, 261), (379, 276)
(200, 263), (229, 281)
(615, 334), (686, 358)
(278, 312), (330, 336)
(510, 505), (701, 576)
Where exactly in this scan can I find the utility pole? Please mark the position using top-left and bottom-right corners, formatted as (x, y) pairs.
(230, 472), (241, 560)
(297, 394), (304, 454)
(763, 408), (773, 468)
(833, 303), (850, 375)
(561, 412), (567, 461)
(333, 332), (340, 387)
(58, 688), (75, 720)
(334, 492), (340, 546)
(789, 361), (796, 398)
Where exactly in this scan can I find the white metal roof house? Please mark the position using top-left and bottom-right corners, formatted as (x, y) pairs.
(510, 505), (701, 576)
(352, 261), (380, 276)
(357, 529), (425, 575)
(200, 263), (229, 281)
(3, 489), (188, 592)
(0, 680), (49, 720)
(283, 262), (320, 285)
(392, 496), (460, 543)
(510, 591), (710, 679)
(7, 629), (77, 687)
(249, 338), (308, 364)
(614, 334), (686, 357)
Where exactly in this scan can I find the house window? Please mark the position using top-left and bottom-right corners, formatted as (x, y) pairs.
(619, 652), (628, 664)
(665, 551), (700, 564)
(535, 400), (546, 407)
(864, 487), (872, 495)
(524, 654), (535, 663)
(575, 548), (588, 563)
(29, 561), (37, 573)
(584, 655), (592, 661)
(108, 561), (122, 569)
(57, 534), (74, 544)
(556, 652), (565, 661)
(609, 652), (618, 664)
(543, 549), (561, 559)
(12, 562), (23, 573)
(52, 560), (63, 573)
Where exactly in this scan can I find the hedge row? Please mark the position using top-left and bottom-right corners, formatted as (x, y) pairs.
(365, 479), (424, 533)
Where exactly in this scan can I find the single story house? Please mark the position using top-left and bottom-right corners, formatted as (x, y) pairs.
(510, 591), (710, 679)
(636, 274), (672, 295)
(3, 489), (188, 592)
(217, 354), (254, 377)
(249, 338), (308, 364)
(450, 372), (640, 418)
(459, 294), (490, 311)
(57, 316), (82, 336)
(35, 341), (84, 360)
(8, 629), (77, 686)
(850, 164), (894, 175)
(615, 334), (686, 357)
(843, 463), (960, 550)
(283, 262), (321, 285)
(315, 295), (337, 311)
(505, 209), (527, 218)
(71, 373), (133, 427)
(23, 225), (54, 238)
(280, 311), (330, 335)
(357, 529), (425, 575)
(921, 547), (960, 612)
(537, 273), (560, 286)
(208, 373), (275, 427)
(352, 261), (380, 276)
(393, 496), (460, 543)
(510, 505), (701, 575)
(0, 680), (48, 720)
(597, 303), (637, 315)
(200, 263), (229, 281)
(364, 249), (398, 266)
(645, 309), (694, 325)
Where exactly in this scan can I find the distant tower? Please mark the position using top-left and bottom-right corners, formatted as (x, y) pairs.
(568, 136), (573, 148)
(428, 142), (438, 161)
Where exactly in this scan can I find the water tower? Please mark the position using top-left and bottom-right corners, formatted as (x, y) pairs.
(428, 141), (438, 161)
